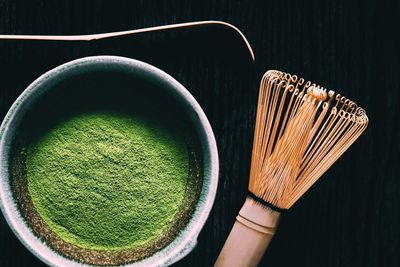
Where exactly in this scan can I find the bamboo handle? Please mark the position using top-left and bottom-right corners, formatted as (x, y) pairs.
(215, 198), (280, 267)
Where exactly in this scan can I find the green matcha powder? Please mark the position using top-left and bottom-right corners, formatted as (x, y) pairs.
(26, 112), (189, 251)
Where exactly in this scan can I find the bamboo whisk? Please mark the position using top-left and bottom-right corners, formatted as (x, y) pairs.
(215, 70), (368, 267)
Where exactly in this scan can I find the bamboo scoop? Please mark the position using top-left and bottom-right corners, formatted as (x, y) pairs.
(0, 20), (254, 61)
(215, 70), (368, 267)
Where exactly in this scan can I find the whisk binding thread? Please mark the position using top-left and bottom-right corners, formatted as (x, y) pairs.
(247, 190), (287, 213)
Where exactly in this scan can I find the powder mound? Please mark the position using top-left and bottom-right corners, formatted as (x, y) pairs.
(26, 112), (189, 251)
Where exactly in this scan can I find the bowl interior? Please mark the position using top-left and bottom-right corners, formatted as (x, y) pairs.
(4, 61), (206, 265)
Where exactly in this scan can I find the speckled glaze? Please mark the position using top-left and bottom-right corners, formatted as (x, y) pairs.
(0, 56), (219, 266)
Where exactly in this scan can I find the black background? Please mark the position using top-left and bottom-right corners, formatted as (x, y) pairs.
(0, 1), (399, 266)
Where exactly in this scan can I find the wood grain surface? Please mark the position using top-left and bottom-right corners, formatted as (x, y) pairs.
(0, 1), (399, 266)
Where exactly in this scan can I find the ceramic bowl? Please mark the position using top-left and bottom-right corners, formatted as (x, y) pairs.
(0, 56), (219, 266)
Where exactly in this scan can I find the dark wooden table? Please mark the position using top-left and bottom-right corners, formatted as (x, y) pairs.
(0, 1), (398, 266)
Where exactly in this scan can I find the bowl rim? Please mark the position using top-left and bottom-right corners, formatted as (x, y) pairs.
(0, 55), (219, 267)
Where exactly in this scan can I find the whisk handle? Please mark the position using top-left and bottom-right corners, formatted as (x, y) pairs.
(215, 197), (280, 267)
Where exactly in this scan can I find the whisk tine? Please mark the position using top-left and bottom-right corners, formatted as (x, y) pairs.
(249, 70), (368, 210)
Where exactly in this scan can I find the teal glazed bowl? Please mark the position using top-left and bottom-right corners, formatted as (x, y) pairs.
(0, 56), (219, 266)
